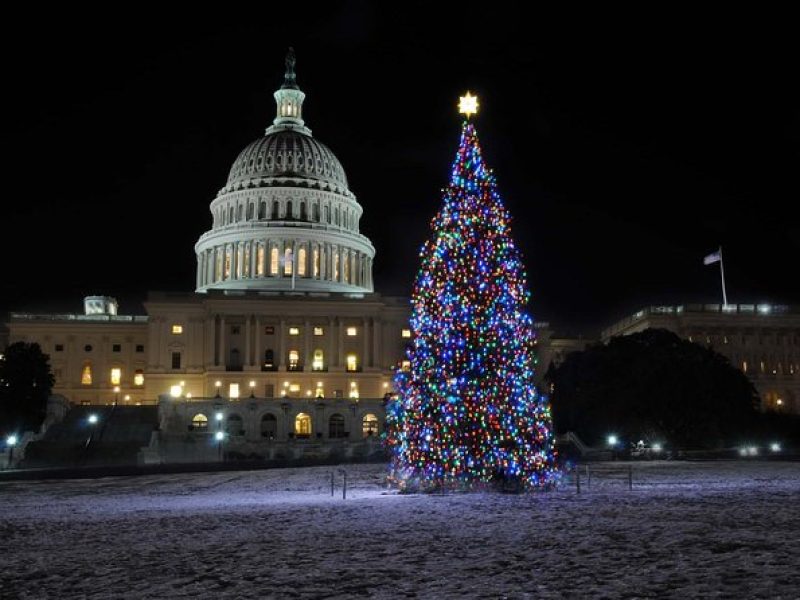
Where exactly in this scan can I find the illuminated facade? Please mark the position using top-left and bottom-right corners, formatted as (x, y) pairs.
(602, 304), (800, 414)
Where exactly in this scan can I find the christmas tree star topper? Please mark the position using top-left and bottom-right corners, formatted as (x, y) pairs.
(458, 92), (479, 119)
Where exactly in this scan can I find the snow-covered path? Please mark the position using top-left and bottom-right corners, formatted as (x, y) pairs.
(1, 461), (798, 599)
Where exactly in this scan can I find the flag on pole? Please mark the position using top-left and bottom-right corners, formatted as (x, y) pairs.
(703, 251), (721, 265)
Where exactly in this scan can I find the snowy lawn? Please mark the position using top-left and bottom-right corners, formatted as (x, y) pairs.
(1, 461), (798, 599)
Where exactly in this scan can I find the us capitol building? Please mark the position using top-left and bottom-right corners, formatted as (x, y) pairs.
(3, 52), (799, 465)
(5, 53), (418, 461)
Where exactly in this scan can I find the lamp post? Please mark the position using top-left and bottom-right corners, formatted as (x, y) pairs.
(215, 431), (225, 461)
(6, 435), (18, 469)
(215, 380), (222, 398)
(85, 413), (99, 457)
(249, 380), (256, 398)
(113, 385), (120, 406)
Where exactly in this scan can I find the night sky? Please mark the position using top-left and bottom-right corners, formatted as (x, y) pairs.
(4, 6), (798, 334)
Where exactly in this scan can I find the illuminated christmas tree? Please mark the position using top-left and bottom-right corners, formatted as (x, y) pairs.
(386, 93), (558, 491)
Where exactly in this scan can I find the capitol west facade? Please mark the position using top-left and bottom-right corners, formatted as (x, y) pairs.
(6, 55), (414, 458)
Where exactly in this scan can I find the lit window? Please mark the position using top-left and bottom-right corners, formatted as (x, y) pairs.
(315, 382), (324, 398)
(313, 247), (320, 277)
(134, 370), (144, 386)
(347, 327), (357, 337)
(224, 248), (231, 279)
(312, 349), (324, 371)
(401, 360), (411, 371)
(346, 353), (358, 372)
(289, 327), (300, 336)
(298, 247), (307, 276)
(289, 350), (300, 369)
(270, 247), (279, 275)
(289, 383), (301, 393)
(295, 412), (311, 435)
(284, 248), (293, 275)
(172, 325), (183, 335)
(110, 368), (121, 385)
(257, 244), (265, 276)
(81, 363), (92, 385)
(343, 252), (350, 283)
(363, 414), (379, 437)
(314, 327), (324, 336)
(243, 244), (250, 277)
(349, 382), (359, 399)
(401, 329), (412, 338)
(192, 414), (208, 431)
(333, 249), (339, 280)
(229, 383), (240, 399)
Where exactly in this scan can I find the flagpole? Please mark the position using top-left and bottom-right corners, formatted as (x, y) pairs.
(718, 245), (728, 307)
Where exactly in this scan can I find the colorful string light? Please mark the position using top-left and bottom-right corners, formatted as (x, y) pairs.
(385, 120), (559, 491)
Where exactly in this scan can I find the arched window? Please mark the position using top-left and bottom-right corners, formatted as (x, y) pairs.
(329, 414), (346, 439)
(346, 353), (358, 372)
(334, 207), (340, 225)
(298, 247), (307, 276)
(362, 414), (379, 437)
(191, 414), (208, 431)
(272, 201), (279, 219)
(285, 201), (293, 219)
(324, 205), (330, 223)
(312, 349), (324, 371)
(313, 204), (320, 221)
(226, 414), (244, 436)
(295, 412), (312, 437)
(247, 203), (253, 220)
(260, 414), (277, 439)
(300, 202), (307, 220)
(270, 247), (279, 275)
(81, 362), (92, 385)
(284, 248), (293, 275)
(229, 206), (234, 223)
(237, 205), (243, 221)
(258, 201), (267, 219)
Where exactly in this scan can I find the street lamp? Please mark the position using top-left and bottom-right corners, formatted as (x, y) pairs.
(607, 434), (618, 447)
(6, 435), (18, 468)
(249, 380), (256, 398)
(113, 385), (120, 406)
(215, 431), (225, 461)
(215, 380), (222, 398)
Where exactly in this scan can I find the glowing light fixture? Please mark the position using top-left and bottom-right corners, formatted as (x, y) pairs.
(458, 92), (479, 119)
(607, 435), (618, 446)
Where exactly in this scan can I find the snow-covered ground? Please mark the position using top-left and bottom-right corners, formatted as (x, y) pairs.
(1, 461), (798, 599)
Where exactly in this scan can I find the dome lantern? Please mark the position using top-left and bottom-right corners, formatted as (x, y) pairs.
(266, 47), (311, 137)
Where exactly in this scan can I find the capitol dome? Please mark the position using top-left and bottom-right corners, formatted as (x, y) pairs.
(194, 50), (375, 296)
(226, 131), (349, 193)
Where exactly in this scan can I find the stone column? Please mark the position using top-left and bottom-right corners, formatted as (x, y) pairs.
(337, 318), (345, 369)
(245, 315), (252, 366)
(304, 319), (311, 370)
(328, 317), (336, 369)
(278, 319), (286, 369)
(362, 317), (370, 369)
(219, 315), (226, 368)
(372, 317), (382, 370)
(254, 316), (262, 370)
(203, 316), (212, 368)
